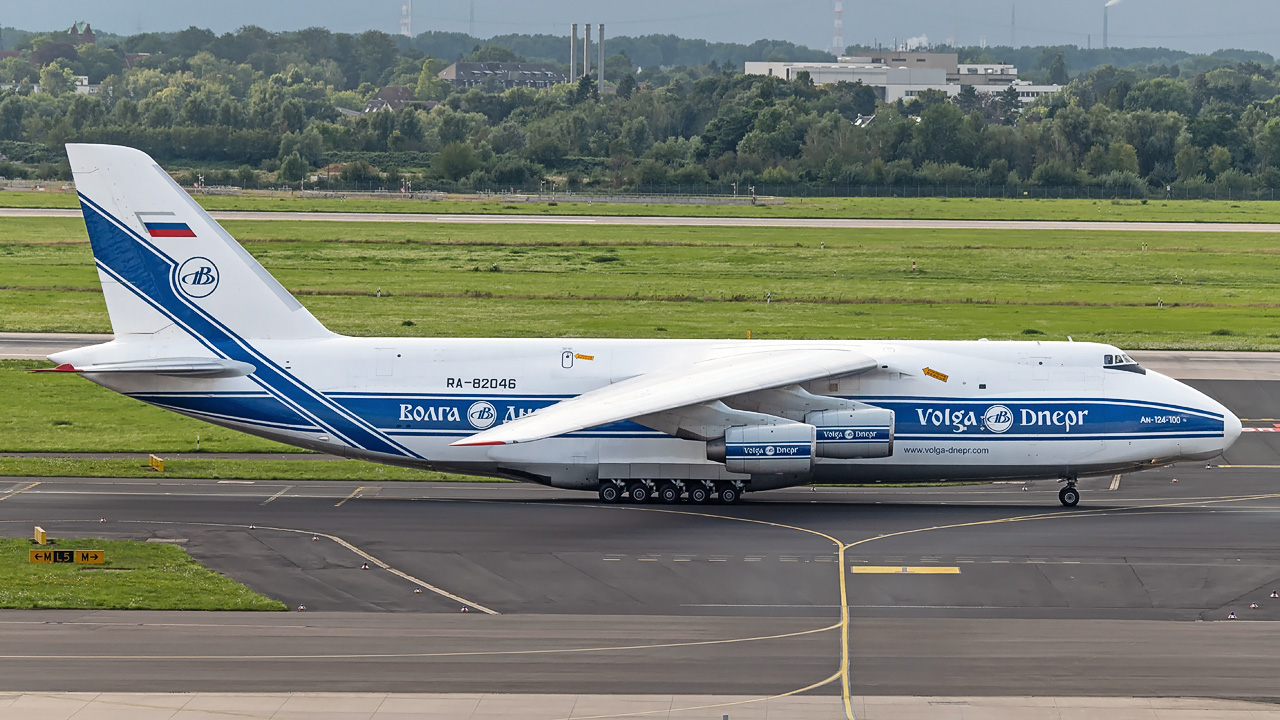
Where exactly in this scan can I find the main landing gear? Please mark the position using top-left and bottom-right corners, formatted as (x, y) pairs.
(597, 480), (744, 505)
(1058, 478), (1080, 507)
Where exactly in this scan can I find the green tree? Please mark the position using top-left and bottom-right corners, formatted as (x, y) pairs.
(1124, 77), (1193, 115)
(1108, 143), (1140, 174)
(1174, 145), (1206, 179)
(433, 141), (481, 180)
(0, 97), (26, 140)
(1258, 118), (1280, 168)
(1048, 53), (1068, 85)
(278, 151), (309, 183)
(954, 84), (980, 112)
(467, 45), (520, 63)
(1207, 144), (1233, 176)
(235, 165), (257, 189)
(38, 62), (75, 97)
(997, 85), (1021, 125)
(617, 74), (637, 100)
(415, 57), (451, 102)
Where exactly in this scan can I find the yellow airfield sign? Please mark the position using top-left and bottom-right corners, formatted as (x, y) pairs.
(29, 549), (105, 564)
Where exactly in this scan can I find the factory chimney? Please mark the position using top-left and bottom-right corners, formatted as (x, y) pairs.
(832, 0), (844, 57)
(1103, 4), (1109, 49)
(570, 23), (577, 80)
(598, 23), (605, 94)
(584, 24), (591, 82)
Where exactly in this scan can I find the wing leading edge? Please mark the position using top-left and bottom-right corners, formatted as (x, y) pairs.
(451, 347), (878, 446)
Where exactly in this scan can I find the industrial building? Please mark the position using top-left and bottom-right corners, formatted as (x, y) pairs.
(438, 62), (568, 90)
(744, 52), (1060, 105)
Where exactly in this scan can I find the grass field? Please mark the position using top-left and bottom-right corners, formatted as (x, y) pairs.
(2, 208), (1277, 479)
(0, 537), (284, 610)
(3, 217), (1278, 349)
(5, 188), (1280, 222)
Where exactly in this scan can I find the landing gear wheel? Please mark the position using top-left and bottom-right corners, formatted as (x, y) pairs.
(1059, 486), (1080, 507)
(687, 484), (711, 504)
(598, 483), (621, 503)
(717, 484), (741, 504)
(657, 482), (681, 504)
(627, 482), (651, 504)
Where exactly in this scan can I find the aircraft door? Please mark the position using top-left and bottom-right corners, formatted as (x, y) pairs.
(375, 348), (397, 377)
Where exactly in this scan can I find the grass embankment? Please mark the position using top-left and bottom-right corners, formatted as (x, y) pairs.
(4, 189), (1280, 223)
(1, 359), (497, 481)
(0, 537), (284, 610)
(3, 217), (1279, 349)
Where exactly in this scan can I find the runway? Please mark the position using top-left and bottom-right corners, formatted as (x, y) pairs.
(2, 467), (1279, 700)
(4, 336), (1280, 713)
(5, 206), (1280, 232)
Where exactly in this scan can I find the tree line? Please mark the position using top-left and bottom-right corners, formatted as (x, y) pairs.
(0, 25), (1278, 197)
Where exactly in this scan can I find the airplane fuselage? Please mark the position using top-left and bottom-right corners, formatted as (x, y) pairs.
(69, 336), (1240, 493)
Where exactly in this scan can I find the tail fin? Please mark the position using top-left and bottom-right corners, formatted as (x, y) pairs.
(67, 143), (331, 341)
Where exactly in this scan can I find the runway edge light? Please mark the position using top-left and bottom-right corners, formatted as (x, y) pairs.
(33, 526), (46, 545)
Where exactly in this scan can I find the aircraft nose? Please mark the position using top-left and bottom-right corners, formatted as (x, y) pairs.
(1221, 407), (1242, 451)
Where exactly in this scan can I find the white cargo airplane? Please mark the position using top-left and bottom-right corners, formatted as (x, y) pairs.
(42, 144), (1241, 506)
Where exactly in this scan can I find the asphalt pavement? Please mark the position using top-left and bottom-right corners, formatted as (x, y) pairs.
(6, 206), (1280, 232)
(2, 466), (1279, 697)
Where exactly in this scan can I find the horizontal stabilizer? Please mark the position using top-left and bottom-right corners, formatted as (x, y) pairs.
(31, 357), (255, 377)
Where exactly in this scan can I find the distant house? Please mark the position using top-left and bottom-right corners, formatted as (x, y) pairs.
(73, 75), (100, 96)
(363, 86), (415, 113)
(124, 53), (153, 70)
(67, 22), (96, 46)
(437, 62), (568, 90)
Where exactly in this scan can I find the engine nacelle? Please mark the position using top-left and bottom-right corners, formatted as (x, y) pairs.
(806, 408), (894, 459)
(706, 423), (815, 474)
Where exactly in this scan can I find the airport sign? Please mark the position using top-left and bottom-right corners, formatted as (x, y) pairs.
(29, 549), (105, 564)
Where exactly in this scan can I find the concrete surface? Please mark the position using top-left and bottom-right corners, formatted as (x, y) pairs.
(2, 693), (1278, 720)
(7, 206), (1280, 231)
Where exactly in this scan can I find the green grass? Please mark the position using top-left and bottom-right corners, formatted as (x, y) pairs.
(3, 218), (1279, 349)
(0, 537), (285, 610)
(0, 456), (496, 481)
(6, 189), (1280, 222)
(1, 360), (301, 452)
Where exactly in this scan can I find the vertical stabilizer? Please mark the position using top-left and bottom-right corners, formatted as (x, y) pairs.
(66, 143), (332, 341)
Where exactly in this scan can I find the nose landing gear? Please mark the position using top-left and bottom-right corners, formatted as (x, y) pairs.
(1058, 478), (1080, 507)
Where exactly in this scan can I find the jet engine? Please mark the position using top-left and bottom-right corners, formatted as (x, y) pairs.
(706, 423), (815, 474)
(806, 408), (894, 458)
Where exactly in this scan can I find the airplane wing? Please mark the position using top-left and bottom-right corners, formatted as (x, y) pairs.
(451, 347), (877, 446)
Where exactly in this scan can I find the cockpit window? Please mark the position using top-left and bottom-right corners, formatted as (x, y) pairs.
(1103, 352), (1146, 374)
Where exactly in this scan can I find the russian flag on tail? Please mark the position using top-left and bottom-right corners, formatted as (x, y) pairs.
(144, 221), (196, 237)
(137, 212), (196, 238)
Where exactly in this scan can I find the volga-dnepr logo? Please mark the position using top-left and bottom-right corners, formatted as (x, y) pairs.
(982, 405), (1014, 433)
(176, 257), (219, 298)
(467, 401), (497, 429)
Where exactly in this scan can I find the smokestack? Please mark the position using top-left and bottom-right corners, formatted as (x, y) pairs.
(570, 24), (576, 80)
(1103, 5), (1108, 49)
(598, 23), (604, 94)
(832, 0), (844, 57)
(584, 24), (591, 82)
(1010, 4), (1015, 47)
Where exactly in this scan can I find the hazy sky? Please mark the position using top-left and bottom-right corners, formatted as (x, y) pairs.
(8, 0), (1279, 56)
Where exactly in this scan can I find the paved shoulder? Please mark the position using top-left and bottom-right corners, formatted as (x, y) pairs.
(5, 206), (1280, 231)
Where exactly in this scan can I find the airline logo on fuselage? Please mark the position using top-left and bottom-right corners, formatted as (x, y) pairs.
(916, 404), (1089, 434)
